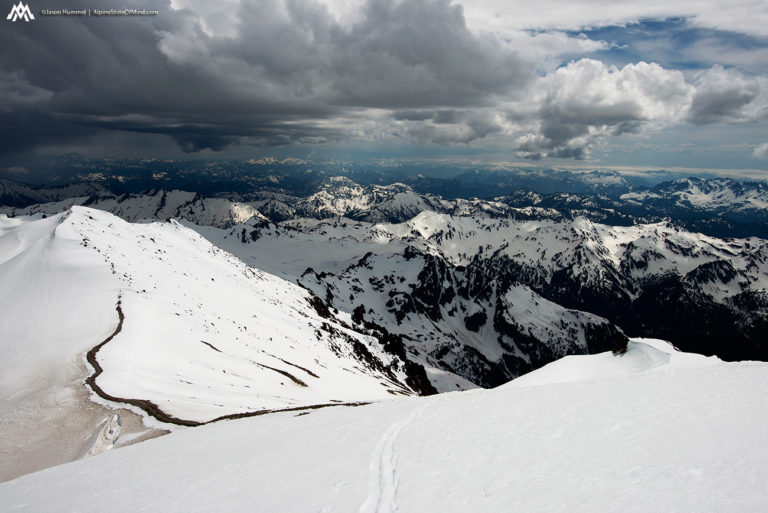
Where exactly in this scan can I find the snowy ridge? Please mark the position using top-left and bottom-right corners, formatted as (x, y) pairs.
(2, 179), (767, 418)
(0, 206), (435, 481)
(1, 189), (268, 228)
(0, 179), (556, 227)
(509, 338), (719, 387)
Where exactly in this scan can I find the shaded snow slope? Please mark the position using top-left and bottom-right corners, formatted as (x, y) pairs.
(299, 251), (624, 388)
(1, 340), (766, 513)
(212, 212), (767, 363)
(0, 213), (118, 396)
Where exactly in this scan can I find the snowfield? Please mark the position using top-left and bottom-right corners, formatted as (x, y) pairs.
(0, 208), (424, 480)
(0, 208), (420, 424)
(1, 339), (766, 512)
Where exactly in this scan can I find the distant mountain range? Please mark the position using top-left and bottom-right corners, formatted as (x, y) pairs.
(2, 174), (766, 386)
(0, 154), (665, 196)
(4, 173), (768, 237)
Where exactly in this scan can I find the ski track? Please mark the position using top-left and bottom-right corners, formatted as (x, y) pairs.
(359, 407), (423, 513)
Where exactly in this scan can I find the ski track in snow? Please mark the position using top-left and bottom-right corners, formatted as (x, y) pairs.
(360, 407), (423, 513)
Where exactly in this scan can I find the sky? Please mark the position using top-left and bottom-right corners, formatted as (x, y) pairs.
(1, 0), (767, 175)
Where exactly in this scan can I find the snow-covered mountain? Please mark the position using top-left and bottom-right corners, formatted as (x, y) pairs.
(621, 177), (768, 221)
(2, 174), (768, 493)
(300, 249), (625, 387)
(0, 207), (434, 481)
(0, 178), (110, 208)
(501, 176), (768, 237)
(293, 177), (444, 223)
(0, 188), (268, 228)
(0, 178), (558, 226)
(2, 338), (766, 512)
(207, 211), (767, 371)
(6, 174), (768, 232)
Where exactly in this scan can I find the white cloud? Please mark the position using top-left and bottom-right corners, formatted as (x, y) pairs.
(510, 59), (693, 159)
(688, 65), (768, 124)
(753, 141), (768, 159)
(457, 0), (768, 38)
(169, 0), (240, 38)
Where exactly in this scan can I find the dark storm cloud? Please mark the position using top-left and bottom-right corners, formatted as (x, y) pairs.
(325, 0), (530, 108)
(0, 110), (103, 155)
(392, 110), (434, 121)
(94, 115), (350, 151)
(0, 0), (530, 157)
(4, 0), (765, 163)
(432, 111), (461, 124)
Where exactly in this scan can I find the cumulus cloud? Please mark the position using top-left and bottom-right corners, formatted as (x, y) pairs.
(161, 0), (533, 109)
(688, 65), (768, 124)
(512, 59), (693, 159)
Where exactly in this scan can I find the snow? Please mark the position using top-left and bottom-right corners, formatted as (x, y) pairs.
(1, 338), (766, 512)
(0, 208), (418, 424)
(1, 190), (267, 229)
(0, 207), (424, 480)
(8, 188), (767, 305)
(0, 211), (119, 397)
(3, 190), (768, 500)
(0, 211), (164, 482)
(509, 338), (718, 387)
(620, 178), (768, 215)
(178, 208), (768, 391)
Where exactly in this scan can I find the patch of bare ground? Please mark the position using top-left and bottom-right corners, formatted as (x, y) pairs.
(0, 357), (168, 484)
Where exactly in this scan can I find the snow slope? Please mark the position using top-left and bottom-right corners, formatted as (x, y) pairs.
(0, 208), (425, 480)
(1, 339), (766, 512)
(1, 208), (420, 423)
